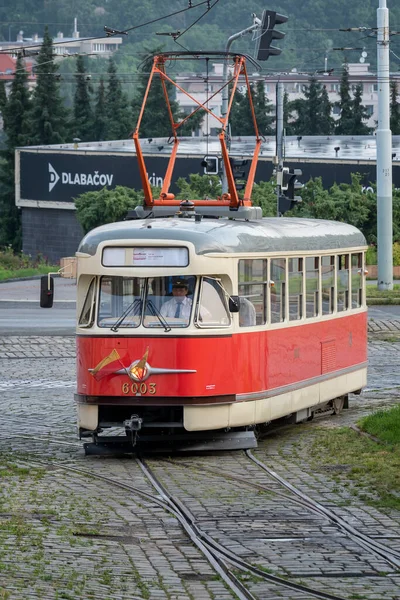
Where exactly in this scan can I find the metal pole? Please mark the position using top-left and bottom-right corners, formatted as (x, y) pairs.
(221, 15), (261, 193)
(276, 81), (284, 216)
(376, 0), (393, 290)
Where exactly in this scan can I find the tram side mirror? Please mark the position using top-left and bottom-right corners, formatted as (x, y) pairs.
(228, 295), (240, 313)
(40, 275), (54, 308)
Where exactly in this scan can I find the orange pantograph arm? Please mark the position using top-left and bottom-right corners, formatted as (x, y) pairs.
(132, 53), (260, 209)
(133, 57), (159, 207)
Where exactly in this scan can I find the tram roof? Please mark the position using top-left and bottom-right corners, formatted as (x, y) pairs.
(78, 217), (366, 257)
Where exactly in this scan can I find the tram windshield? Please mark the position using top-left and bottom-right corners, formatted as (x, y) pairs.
(96, 275), (232, 330)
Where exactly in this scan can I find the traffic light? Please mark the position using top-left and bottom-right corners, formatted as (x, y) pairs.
(256, 10), (288, 62)
(201, 156), (219, 175)
(282, 168), (303, 200)
(229, 158), (249, 191)
(279, 168), (303, 214)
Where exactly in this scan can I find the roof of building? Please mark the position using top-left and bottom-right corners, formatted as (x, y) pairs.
(78, 216), (367, 257)
(19, 135), (400, 163)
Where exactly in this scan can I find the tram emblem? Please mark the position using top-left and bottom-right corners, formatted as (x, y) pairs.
(89, 347), (196, 382)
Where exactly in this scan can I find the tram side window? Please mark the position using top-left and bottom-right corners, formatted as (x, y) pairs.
(271, 258), (286, 323)
(337, 254), (349, 312)
(321, 256), (335, 315)
(79, 278), (96, 328)
(351, 253), (363, 308)
(288, 258), (303, 321)
(306, 257), (319, 318)
(98, 276), (144, 328)
(238, 259), (267, 326)
(196, 277), (231, 327)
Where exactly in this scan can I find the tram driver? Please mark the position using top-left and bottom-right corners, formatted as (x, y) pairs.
(160, 279), (192, 321)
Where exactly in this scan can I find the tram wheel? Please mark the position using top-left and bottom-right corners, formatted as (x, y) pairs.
(332, 396), (345, 415)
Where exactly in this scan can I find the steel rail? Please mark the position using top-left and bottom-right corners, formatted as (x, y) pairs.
(246, 449), (400, 569)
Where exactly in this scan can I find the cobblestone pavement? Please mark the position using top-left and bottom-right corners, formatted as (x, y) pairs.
(0, 333), (400, 599)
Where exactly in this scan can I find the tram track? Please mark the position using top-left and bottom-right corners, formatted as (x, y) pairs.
(246, 449), (400, 569)
(156, 452), (400, 571)
(6, 449), (346, 600)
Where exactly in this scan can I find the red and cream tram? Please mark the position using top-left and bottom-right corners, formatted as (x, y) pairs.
(74, 217), (367, 451)
(43, 52), (368, 452)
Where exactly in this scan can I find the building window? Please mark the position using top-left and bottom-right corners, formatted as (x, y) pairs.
(332, 105), (340, 115)
(366, 105), (374, 116)
(372, 84), (378, 92)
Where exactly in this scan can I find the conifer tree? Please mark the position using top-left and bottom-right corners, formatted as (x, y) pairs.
(335, 61), (353, 135)
(390, 80), (400, 135)
(0, 54), (32, 248)
(352, 84), (372, 135)
(290, 77), (333, 135)
(29, 27), (69, 145)
(93, 77), (107, 141)
(229, 82), (274, 136)
(105, 57), (132, 140)
(131, 62), (180, 138)
(320, 85), (335, 135)
(283, 90), (295, 135)
(72, 55), (93, 142)
(131, 51), (204, 138)
(0, 80), (7, 124)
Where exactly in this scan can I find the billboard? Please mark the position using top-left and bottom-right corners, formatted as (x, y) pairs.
(18, 148), (398, 206)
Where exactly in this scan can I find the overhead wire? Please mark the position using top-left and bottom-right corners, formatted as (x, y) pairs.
(0, 0), (215, 55)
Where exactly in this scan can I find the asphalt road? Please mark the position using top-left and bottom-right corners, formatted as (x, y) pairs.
(0, 277), (76, 335)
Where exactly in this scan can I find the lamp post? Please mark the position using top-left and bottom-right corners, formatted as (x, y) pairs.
(376, 0), (393, 290)
(220, 14), (261, 193)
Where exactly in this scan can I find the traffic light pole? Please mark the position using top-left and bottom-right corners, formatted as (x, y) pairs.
(276, 81), (284, 216)
(221, 16), (261, 194)
(376, 0), (393, 290)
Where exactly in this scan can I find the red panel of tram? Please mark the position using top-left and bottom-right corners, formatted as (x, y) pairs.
(77, 312), (367, 400)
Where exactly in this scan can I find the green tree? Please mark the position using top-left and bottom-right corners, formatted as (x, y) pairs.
(131, 54), (182, 138)
(29, 27), (69, 145)
(335, 61), (353, 135)
(0, 54), (32, 248)
(290, 77), (334, 135)
(0, 80), (7, 120)
(229, 82), (274, 136)
(390, 80), (400, 134)
(175, 174), (222, 200)
(352, 84), (372, 135)
(251, 179), (277, 216)
(72, 55), (93, 142)
(283, 90), (295, 135)
(93, 77), (107, 141)
(105, 57), (132, 140)
(74, 186), (143, 234)
(320, 85), (335, 134)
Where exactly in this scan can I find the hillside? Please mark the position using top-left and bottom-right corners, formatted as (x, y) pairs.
(2, 0), (399, 74)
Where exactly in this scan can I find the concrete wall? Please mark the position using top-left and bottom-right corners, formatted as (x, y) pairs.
(22, 207), (83, 264)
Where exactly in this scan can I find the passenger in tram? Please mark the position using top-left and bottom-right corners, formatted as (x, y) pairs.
(239, 297), (256, 327)
(160, 279), (192, 321)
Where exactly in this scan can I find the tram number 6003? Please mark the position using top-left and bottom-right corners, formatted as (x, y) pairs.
(122, 382), (156, 395)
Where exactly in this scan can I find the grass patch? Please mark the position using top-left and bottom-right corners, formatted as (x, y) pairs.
(366, 284), (400, 299)
(0, 246), (58, 281)
(310, 427), (400, 510)
(359, 405), (400, 445)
